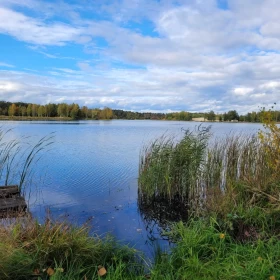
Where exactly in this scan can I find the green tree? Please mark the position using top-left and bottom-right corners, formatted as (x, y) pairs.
(20, 106), (27, 117)
(26, 104), (32, 117)
(91, 109), (100, 119)
(32, 104), (38, 117)
(100, 107), (113, 119)
(38, 105), (46, 117)
(178, 111), (187, 121)
(45, 103), (57, 117)
(224, 110), (239, 121)
(207, 110), (216, 121)
(81, 106), (89, 119)
(239, 115), (245, 122)
(8, 103), (18, 117)
(57, 103), (69, 117)
(251, 111), (259, 122)
(70, 103), (80, 120)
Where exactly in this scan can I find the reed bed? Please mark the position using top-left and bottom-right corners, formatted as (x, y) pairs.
(138, 126), (280, 225)
(138, 126), (210, 219)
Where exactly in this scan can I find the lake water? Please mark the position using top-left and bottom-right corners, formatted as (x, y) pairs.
(0, 120), (262, 257)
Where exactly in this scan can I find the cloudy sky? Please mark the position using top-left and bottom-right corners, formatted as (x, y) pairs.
(0, 0), (280, 113)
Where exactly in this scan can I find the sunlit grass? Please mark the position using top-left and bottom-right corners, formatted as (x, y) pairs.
(150, 220), (280, 280)
(0, 217), (145, 280)
(1, 217), (279, 280)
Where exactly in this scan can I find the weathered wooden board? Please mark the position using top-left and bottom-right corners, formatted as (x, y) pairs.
(0, 185), (20, 198)
(0, 185), (19, 189)
(0, 185), (27, 217)
(0, 197), (27, 211)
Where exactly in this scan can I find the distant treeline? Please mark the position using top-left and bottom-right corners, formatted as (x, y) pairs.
(0, 101), (279, 122)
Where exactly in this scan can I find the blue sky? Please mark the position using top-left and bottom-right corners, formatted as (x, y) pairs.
(0, 0), (280, 113)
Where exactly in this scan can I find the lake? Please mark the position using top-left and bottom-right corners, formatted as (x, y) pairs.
(0, 120), (262, 257)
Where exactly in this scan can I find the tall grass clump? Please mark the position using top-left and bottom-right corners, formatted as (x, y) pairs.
(202, 132), (280, 239)
(138, 126), (210, 219)
(203, 108), (280, 237)
(139, 112), (280, 236)
(203, 134), (273, 210)
(0, 217), (145, 280)
(150, 219), (280, 280)
(0, 128), (53, 195)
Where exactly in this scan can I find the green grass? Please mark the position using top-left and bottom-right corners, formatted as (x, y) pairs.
(0, 218), (145, 280)
(1, 218), (279, 280)
(150, 220), (280, 280)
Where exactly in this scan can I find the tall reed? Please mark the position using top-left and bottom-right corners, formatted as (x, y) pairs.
(138, 126), (210, 216)
(0, 128), (54, 195)
(203, 134), (275, 216)
(139, 127), (279, 221)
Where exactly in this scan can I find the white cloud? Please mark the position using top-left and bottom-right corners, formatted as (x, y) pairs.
(0, 80), (20, 91)
(0, 7), (85, 46)
(233, 87), (254, 96)
(1, 1), (280, 113)
(0, 62), (14, 68)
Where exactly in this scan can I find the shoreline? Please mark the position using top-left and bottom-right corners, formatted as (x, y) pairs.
(0, 115), (267, 124)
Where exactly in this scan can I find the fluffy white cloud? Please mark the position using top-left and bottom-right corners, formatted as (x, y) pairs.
(0, 0), (280, 113)
(0, 7), (86, 45)
(0, 80), (20, 91)
(233, 88), (254, 96)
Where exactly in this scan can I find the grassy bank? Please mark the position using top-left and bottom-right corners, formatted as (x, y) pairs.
(0, 217), (279, 279)
(0, 218), (144, 280)
(152, 220), (280, 280)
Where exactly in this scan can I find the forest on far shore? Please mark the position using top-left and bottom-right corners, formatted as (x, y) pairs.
(0, 100), (278, 122)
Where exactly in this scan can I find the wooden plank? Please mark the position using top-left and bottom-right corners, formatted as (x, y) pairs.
(0, 210), (28, 219)
(0, 185), (19, 189)
(0, 185), (20, 198)
(0, 197), (27, 211)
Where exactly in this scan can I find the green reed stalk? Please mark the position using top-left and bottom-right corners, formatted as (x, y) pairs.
(0, 128), (54, 194)
(18, 133), (54, 193)
(139, 126), (210, 214)
(139, 128), (279, 219)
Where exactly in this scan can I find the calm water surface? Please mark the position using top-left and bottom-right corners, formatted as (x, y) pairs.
(0, 120), (262, 257)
